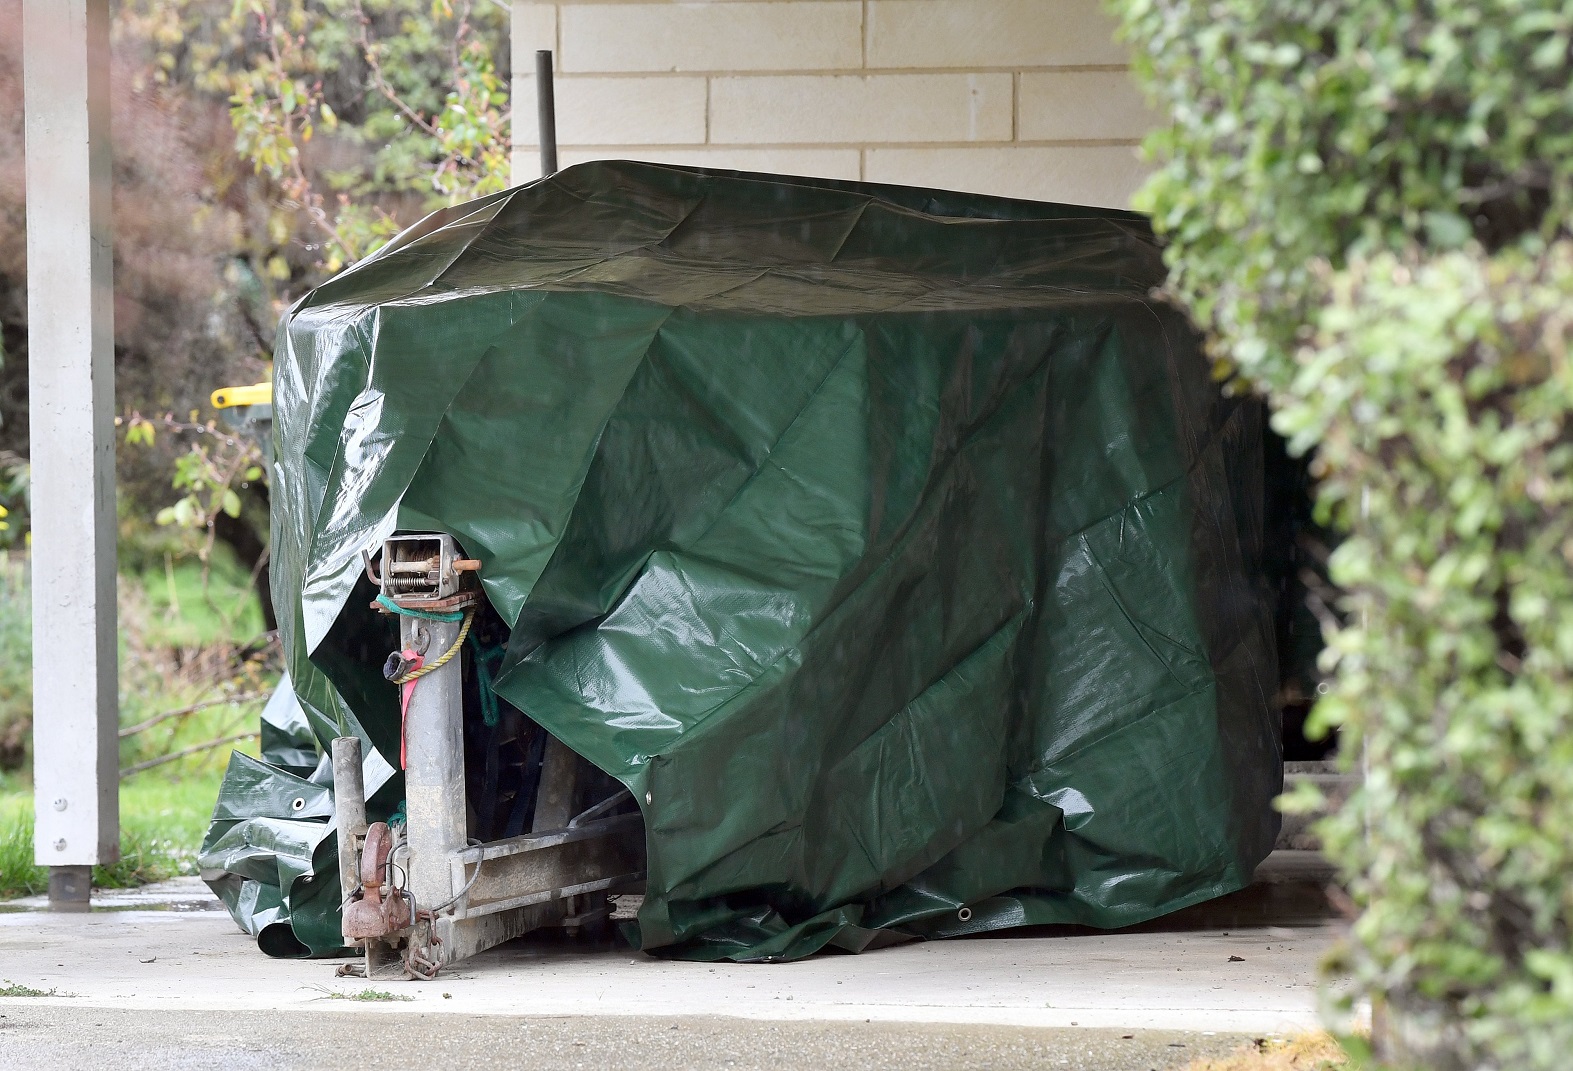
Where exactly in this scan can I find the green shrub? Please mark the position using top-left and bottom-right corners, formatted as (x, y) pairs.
(1114, 0), (1573, 1067)
(1119, 0), (1573, 389)
(0, 555), (29, 769)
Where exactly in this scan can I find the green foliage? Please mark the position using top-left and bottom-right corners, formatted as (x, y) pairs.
(3, 1), (504, 563)
(123, 412), (267, 569)
(130, 0), (509, 271)
(1305, 248), (1573, 1067)
(0, 773), (225, 899)
(0, 982), (68, 998)
(0, 551), (268, 900)
(114, 554), (275, 781)
(319, 987), (414, 1002)
(0, 547), (272, 777)
(133, 553), (267, 650)
(1115, 0), (1573, 1066)
(1123, 0), (1573, 392)
(0, 554), (28, 770)
(0, 4), (274, 561)
(0, 454), (29, 551)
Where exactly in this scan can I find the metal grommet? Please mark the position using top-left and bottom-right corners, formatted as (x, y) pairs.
(1316, 681), (1331, 696)
(291, 796), (307, 812)
(957, 906), (973, 922)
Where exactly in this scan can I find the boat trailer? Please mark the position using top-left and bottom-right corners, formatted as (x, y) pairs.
(332, 532), (646, 979)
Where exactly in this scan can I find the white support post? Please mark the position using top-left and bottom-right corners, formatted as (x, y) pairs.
(24, 0), (118, 909)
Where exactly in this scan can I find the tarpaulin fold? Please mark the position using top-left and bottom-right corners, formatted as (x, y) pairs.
(201, 161), (1281, 961)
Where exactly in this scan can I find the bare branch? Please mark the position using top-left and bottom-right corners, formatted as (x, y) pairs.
(119, 732), (261, 778)
(354, 1), (444, 140)
(118, 691), (271, 739)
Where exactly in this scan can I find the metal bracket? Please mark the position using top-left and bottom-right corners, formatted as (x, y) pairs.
(371, 533), (483, 607)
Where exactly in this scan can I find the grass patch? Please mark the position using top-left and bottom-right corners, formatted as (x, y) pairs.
(133, 551), (266, 651)
(0, 981), (70, 998)
(0, 546), (277, 900)
(1, 550), (273, 782)
(1177, 1032), (1360, 1070)
(322, 988), (414, 1003)
(0, 771), (222, 899)
(0, 556), (31, 770)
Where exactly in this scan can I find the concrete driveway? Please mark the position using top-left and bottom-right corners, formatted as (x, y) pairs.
(0, 852), (1345, 1070)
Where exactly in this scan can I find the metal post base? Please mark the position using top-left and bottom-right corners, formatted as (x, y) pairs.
(363, 932), (408, 981)
(48, 865), (92, 912)
(356, 815), (644, 978)
(363, 899), (571, 980)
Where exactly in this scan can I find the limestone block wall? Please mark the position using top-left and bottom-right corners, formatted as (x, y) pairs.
(511, 0), (1158, 209)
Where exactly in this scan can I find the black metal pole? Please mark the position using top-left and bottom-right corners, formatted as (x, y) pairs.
(535, 49), (558, 178)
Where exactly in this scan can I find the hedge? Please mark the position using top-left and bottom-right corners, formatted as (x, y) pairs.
(1113, 1), (1573, 1067)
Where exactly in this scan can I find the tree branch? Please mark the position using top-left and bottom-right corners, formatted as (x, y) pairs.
(118, 691), (271, 739)
(119, 732), (260, 778)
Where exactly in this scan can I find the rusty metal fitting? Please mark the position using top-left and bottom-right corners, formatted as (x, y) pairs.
(342, 822), (412, 942)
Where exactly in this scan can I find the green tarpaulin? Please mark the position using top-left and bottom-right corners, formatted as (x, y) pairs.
(200, 160), (1281, 962)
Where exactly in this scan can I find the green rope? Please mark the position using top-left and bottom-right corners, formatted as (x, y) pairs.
(376, 593), (465, 622)
(377, 594), (504, 725)
(398, 627), (503, 727)
(470, 637), (506, 728)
